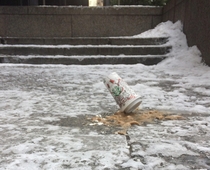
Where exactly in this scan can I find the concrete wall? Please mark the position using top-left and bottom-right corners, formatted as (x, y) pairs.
(0, 0), (89, 6)
(162, 0), (210, 66)
(0, 6), (162, 37)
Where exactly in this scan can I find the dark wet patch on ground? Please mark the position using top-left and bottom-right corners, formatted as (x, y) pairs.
(45, 114), (122, 135)
(45, 109), (186, 135)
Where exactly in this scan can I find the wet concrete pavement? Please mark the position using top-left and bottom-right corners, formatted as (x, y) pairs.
(0, 64), (210, 170)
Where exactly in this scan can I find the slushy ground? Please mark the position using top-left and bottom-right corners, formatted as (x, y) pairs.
(0, 21), (210, 169)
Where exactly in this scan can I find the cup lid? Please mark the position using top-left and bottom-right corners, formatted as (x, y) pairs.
(123, 97), (142, 113)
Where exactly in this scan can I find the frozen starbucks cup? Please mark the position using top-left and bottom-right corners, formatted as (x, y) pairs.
(103, 72), (141, 113)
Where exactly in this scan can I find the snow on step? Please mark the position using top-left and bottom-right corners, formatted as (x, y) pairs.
(0, 37), (171, 65)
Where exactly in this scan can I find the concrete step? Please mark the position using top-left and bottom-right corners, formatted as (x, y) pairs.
(0, 55), (168, 65)
(0, 37), (171, 65)
(1, 37), (168, 45)
(0, 45), (171, 56)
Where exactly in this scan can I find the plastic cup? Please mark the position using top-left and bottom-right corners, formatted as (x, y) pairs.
(103, 72), (141, 113)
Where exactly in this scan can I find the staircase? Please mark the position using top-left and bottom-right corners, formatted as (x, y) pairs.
(0, 37), (171, 65)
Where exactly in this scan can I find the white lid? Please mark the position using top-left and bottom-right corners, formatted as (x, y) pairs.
(123, 97), (142, 113)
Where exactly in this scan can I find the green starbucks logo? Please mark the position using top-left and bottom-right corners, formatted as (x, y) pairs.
(112, 86), (122, 96)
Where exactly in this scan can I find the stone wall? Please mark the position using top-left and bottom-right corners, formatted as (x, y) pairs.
(162, 0), (210, 66)
(0, 6), (162, 37)
(0, 0), (89, 6)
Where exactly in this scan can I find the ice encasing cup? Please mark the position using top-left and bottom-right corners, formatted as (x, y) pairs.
(103, 72), (142, 113)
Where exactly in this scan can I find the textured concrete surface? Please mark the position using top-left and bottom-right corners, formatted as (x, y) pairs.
(0, 64), (210, 169)
(0, 55), (168, 65)
(1, 37), (168, 45)
(0, 37), (170, 65)
(0, 46), (171, 56)
(0, 6), (162, 37)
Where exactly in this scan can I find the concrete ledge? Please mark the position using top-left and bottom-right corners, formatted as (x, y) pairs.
(28, 6), (163, 15)
(0, 46), (171, 56)
(0, 55), (168, 65)
(2, 37), (168, 45)
(0, 6), (162, 37)
(0, 6), (28, 14)
(0, 6), (163, 15)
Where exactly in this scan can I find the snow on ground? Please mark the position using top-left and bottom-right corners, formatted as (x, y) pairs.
(0, 21), (210, 169)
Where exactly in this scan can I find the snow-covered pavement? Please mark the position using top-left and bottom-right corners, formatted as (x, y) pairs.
(0, 21), (210, 169)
